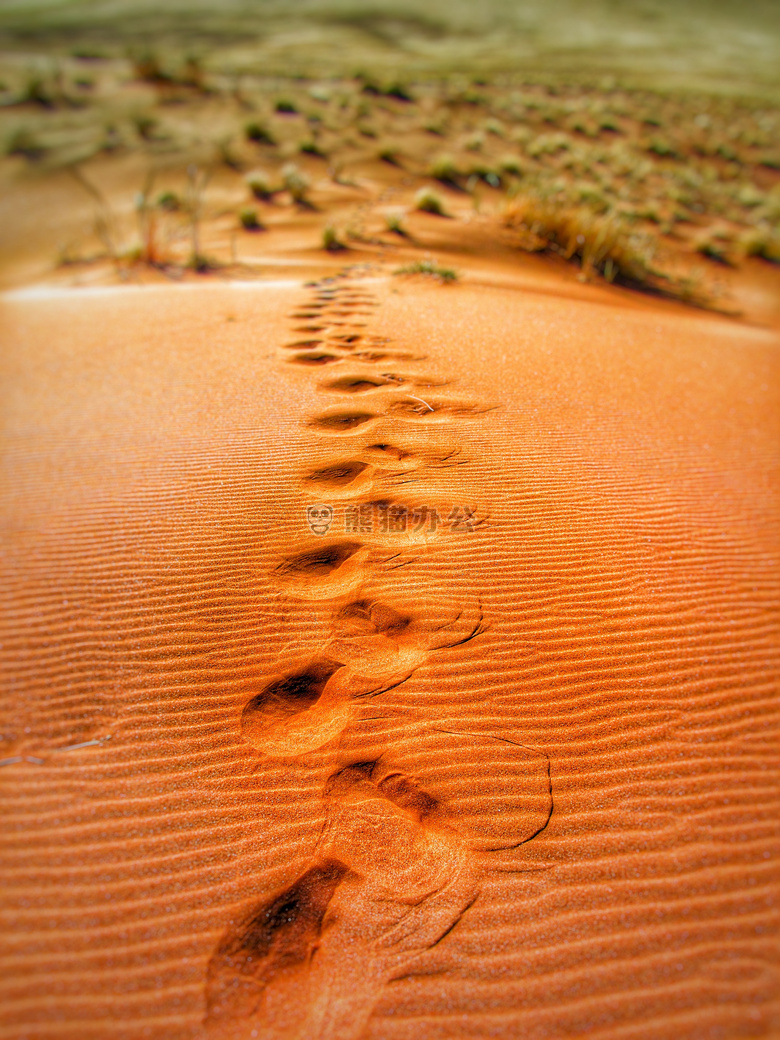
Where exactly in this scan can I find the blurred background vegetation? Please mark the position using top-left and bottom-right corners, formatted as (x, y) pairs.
(0, 0), (778, 97)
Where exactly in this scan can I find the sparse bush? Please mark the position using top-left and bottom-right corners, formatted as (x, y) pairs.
(246, 170), (274, 200)
(6, 126), (43, 160)
(430, 154), (460, 185)
(740, 225), (780, 263)
(300, 139), (325, 157)
(282, 163), (311, 205)
(156, 190), (181, 211)
(245, 121), (275, 145)
(275, 98), (298, 114)
(414, 187), (448, 216)
(322, 225), (346, 251)
(378, 146), (400, 165)
(240, 208), (263, 231)
(395, 259), (458, 282)
(133, 114), (157, 140)
(384, 210), (407, 235)
(503, 193), (709, 305)
(131, 51), (170, 85)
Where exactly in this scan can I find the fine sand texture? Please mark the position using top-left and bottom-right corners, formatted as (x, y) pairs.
(1, 265), (779, 1040)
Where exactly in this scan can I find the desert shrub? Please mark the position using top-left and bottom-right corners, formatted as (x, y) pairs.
(240, 208), (263, 230)
(740, 225), (780, 263)
(503, 193), (708, 304)
(245, 121), (275, 145)
(414, 187), (448, 216)
(430, 153), (460, 184)
(275, 98), (298, 114)
(156, 190), (181, 211)
(300, 139), (326, 156)
(395, 259), (458, 282)
(322, 225), (346, 251)
(246, 170), (274, 200)
(282, 163), (311, 204)
(384, 210), (407, 235)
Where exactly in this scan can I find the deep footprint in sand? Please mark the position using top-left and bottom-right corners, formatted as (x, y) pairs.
(275, 540), (370, 598)
(289, 352), (342, 366)
(308, 410), (377, 434)
(206, 761), (477, 1040)
(240, 661), (368, 757)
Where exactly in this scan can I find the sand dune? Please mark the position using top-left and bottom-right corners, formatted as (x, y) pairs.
(1, 259), (779, 1040)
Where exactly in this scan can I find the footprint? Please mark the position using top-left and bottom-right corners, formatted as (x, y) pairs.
(289, 353), (342, 366)
(308, 411), (376, 433)
(276, 540), (370, 599)
(205, 860), (352, 1034)
(304, 461), (370, 489)
(320, 376), (394, 394)
(324, 596), (485, 679)
(283, 339), (324, 350)
(240, 662), (363, 757)
(350, 728), (553, 855)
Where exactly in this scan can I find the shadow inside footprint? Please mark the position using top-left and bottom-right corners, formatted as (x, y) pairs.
(278, 541), (363, 578)
(205, 860), (350, 1026)
(306, 461), (369, 487)
(290, 353), (342, 366)
(309, 411), (375, 432)
(241, 660), (341, 744)
(322, 376), (391, 393)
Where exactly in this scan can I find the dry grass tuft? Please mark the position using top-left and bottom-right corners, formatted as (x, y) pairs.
(414, 187), (448, 216)
(504, 193), (710, 305)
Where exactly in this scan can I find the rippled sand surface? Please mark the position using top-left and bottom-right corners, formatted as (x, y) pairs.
(1, 266), (779, 1039)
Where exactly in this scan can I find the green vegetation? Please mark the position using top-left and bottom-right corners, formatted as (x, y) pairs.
(239, 207), (263, 230)
(281, 163), (311, 205)
(414, 187), (448, 216)
(322, 225), (346, 251)
(503, 192), (711, 305)
(395, 259), (458, 282)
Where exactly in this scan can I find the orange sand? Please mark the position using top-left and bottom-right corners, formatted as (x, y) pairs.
(1, 260), (779, 1039)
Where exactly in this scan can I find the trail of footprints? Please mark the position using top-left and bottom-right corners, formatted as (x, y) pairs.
(205, 270), (552, 1040)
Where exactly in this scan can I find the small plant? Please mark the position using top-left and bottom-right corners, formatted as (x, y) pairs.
(240, 208), (263, 231)
(133, 114), (157, 140)
(322, 225), (346, 251)
(395, 259), (458, 283)
(414, 187), (448, 216)
(6, 127), (43, 160)
(156, 190), (181, 211)
(430, 154), (460, 185)
(131, 51), (170, 85)
(19, 71), (56, 108)
(245, 121), (275, 145)
(282, 163), (311, 206)
(384, 81), (413, 102)
(300, 139), (325, 157)
(694, 230), (736, 266)
(378, 146), (400, 165)
(217, 136), (242, 170)
(503, 192), (711, 306)
(246, 170), (274, 200)
(384, 211), (408, 236)
(739, 225), (780, 263)
(275, 98), (298, 114)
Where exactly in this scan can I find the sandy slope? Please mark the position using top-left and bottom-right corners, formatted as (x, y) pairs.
(1, 262), (779, 1040)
